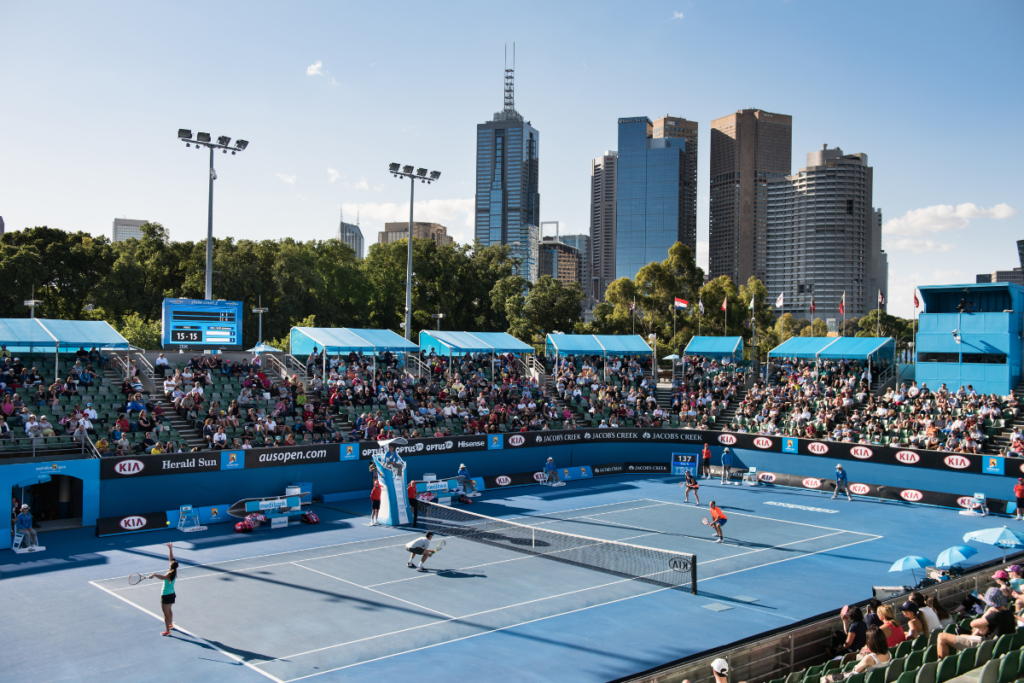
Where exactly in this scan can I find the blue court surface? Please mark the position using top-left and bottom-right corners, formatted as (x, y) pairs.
(2, 475), (1013, 683)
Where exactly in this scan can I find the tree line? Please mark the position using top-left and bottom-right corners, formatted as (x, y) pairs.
(2, 225), (913, 357)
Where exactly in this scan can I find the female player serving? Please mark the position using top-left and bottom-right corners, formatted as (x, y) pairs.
(149, 542), (179, 635)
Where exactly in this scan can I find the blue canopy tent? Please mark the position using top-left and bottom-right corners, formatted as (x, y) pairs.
(0, 318), (131, 382)
(545, 334), (654, 381)
(768, 335), (897, 383)
(419, 331), (535, 379)
(289, 327), (419, 377)
(684, 336), (744, 359)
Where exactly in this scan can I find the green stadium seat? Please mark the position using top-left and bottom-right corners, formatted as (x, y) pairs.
(897, 642), (914, 659)
(978, 639), (997, 668)
(1012, 631), (1024, 651)
(935, 656), (959, 683)
(906, 649), (924, 671)
(976, 657), (1000, 683)
(959, 647), (979, 676)
(895, 672), (916, 683)
(846, 674), (865, 683)
(866, 669), (887, 683)
(785, 671), (805, 683)
(1000, 651), (1022, 683)
(886, 657), (906, 683)
(994, 635), (1014, 659)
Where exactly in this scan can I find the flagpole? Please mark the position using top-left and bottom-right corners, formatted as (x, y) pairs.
(842, 291), (846, 338)
(876, 291), (881, 337)
(699, 300), (702, 337)
(913, 289), (918, 365)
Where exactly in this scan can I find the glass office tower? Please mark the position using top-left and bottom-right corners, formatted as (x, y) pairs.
(614, 117), (688, 281)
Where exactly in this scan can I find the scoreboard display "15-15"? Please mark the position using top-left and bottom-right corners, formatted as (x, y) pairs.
(161, 299), (244, 351)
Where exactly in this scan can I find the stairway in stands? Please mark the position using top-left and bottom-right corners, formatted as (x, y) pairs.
(988, 381), (1024, 454)
(131, 366), (210, 450)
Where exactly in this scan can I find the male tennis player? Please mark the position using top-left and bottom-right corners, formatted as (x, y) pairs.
(542, 457), (559, 485)
(833, 464), (851, 501)
(683, 470), (700, 505)
(709, 501), (728, 543)
(406, 531), (435, 572)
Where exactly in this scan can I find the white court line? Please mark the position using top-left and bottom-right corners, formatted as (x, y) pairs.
(501, 498), (659, 522)
(700, 534), (883, 583)
(89, 579), (285, 683)
(262, 575), (667, 670)
(505, 502), (668, 526)
(646, 498), (866, 533)
(96, 530), (420, 585)
(289, 562), (457, 620)
(363, 531), (661, 588)
(104, 540), (416, 591)
(699, 531), (846, 564)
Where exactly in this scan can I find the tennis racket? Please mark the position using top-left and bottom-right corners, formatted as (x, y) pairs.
(700, 516), (711, 526)
(433, 540), (446, 553)
(128, 573), (151, 586)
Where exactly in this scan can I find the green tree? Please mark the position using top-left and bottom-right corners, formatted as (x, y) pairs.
(114, 312), (162, 349)
(524, 276), (584, 337)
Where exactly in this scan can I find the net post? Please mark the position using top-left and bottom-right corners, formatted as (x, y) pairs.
(691, 554), (697, 595)
(532, 527), (535, 550)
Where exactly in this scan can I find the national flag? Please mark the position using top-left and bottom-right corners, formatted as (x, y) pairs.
(774, 292), (784, 309)
(699, 299), (705, 315)
(675, 298), (688, 310)
(839, 292), (845, 316)
(721, 297), (727, 312)
(913, 290), (920, 309)
(809, 296), (816, 314)
(878, 290), (886, 306)
(629, 298), (636, 312)
(748, 296), (755, 311)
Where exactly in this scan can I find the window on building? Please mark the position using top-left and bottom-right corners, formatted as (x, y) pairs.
(917, 352), (960, 363)
(962, 353), (1008, 364)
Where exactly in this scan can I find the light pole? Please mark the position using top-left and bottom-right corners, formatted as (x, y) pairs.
(389, 163), (441, 340)
(178, 129), (249, 300)
(252, 296), (269, 345)
(431, 312), (445, 331)
(24, 286), (41, 319)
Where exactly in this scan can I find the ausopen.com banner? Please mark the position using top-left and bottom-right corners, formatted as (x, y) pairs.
(99, 443), (353, 480)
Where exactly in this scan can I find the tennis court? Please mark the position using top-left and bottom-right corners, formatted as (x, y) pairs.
(89, 494), (881, 683)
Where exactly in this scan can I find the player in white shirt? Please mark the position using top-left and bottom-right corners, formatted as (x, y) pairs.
(405, 532), (436, 572)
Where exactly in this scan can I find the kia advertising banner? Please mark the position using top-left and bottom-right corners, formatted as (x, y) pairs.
(483, 471), (546, 489)
(99, 444), (343, 479)
(95, 511), (170, 537)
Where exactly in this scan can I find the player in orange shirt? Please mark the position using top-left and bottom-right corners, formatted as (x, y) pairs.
(709, 501), (728, 543)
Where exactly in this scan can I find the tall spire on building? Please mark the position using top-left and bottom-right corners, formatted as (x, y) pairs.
(504, 42), (515, 113)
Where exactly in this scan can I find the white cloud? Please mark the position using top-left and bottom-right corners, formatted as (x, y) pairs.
(696, 240), (708, 272)
(306, 61), (323, 76)
(353, 177), (369, 190)
(887, 268), (970, 319)
(884, 202), (1016, 237)
(341, 199), (475, 244)
(672, 11), (685, 19)
(276, 173), (297, 185)
(327, 168), (341, 183)
(886, 238), (955, 254)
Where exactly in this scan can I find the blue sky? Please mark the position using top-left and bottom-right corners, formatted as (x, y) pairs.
(2, 0), (1021, 318)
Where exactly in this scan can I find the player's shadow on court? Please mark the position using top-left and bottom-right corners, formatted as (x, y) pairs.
(167, 631), (276, 665)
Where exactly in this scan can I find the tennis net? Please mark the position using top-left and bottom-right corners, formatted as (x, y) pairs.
(415, 500), (697, 593)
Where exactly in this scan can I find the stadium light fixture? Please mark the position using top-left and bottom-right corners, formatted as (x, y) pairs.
(177, 128), (251, 300)
(388, 162), (442, 341)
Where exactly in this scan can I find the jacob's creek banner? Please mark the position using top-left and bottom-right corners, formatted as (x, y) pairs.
(99, 443), (355, 479)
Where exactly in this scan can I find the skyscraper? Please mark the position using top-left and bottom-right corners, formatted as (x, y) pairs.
(559, 233), (591, 296)
(112, 218), (149, 242)
(337, 209), (364, 259)
(652, 116), (698, 253)
(538, 236), (581, 285)
(614, 116), (691, 281)
(379, 222), (453, 247)
(766, 146), (887, 320)
(709, 109), (792, 285)
(589, 151), (617, 300)
(475, 50), (540, 281)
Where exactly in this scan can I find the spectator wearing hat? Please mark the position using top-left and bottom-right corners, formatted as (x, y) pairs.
(16, 504), (38, 550)
(900, 601), (929, 640)
(937, 587), (1016, 658)
(720, 448), (733, 484)
(457, 463), (477, 495)
(711, 658), (730, 683)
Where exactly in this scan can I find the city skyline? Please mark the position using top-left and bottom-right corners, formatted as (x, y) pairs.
(1, 2), (1021, 318)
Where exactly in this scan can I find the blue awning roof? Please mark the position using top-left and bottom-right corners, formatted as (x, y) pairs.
(545, 334), (653, 356)
(0, 318), (130, 352)
(683, 336), (743, 357)
(419, 331), (534, 355)
(768, 336), (895, 360)
(289, 327), (418, 356)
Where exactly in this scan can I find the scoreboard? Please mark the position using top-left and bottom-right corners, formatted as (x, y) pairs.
(161, 299), (244, 351)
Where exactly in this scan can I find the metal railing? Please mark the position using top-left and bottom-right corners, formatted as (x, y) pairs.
(5, 434), (98, 459)
(618, 555), (1020, 683)
(285, 354), (309, 379)
(262, 354), (288, 381)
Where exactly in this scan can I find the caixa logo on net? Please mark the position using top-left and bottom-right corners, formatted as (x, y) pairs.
(944, 455), (970, 470)
(802, 477), (822, 489)
(753, 437), (772, 449)
(850, 446), (873, 460)
(119, 515), (147, 530)
(808, 442), (829, 455)
(849, 483), (871, 495)
(758, 472), (777, 483)
(114, 459), (144, 475)
(495, 475), (511, 486)
(509, 435), (526, 447)
(717, 434), (737, 445)
(895, 451), (921, 464)
(900, 489), (924, 502)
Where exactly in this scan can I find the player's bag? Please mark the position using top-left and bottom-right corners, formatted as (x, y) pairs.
(246, 512), (267, 526)
(234, 519), (254, 533)
(300, 511), (320, 524)
(458, 494), (472, 504)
